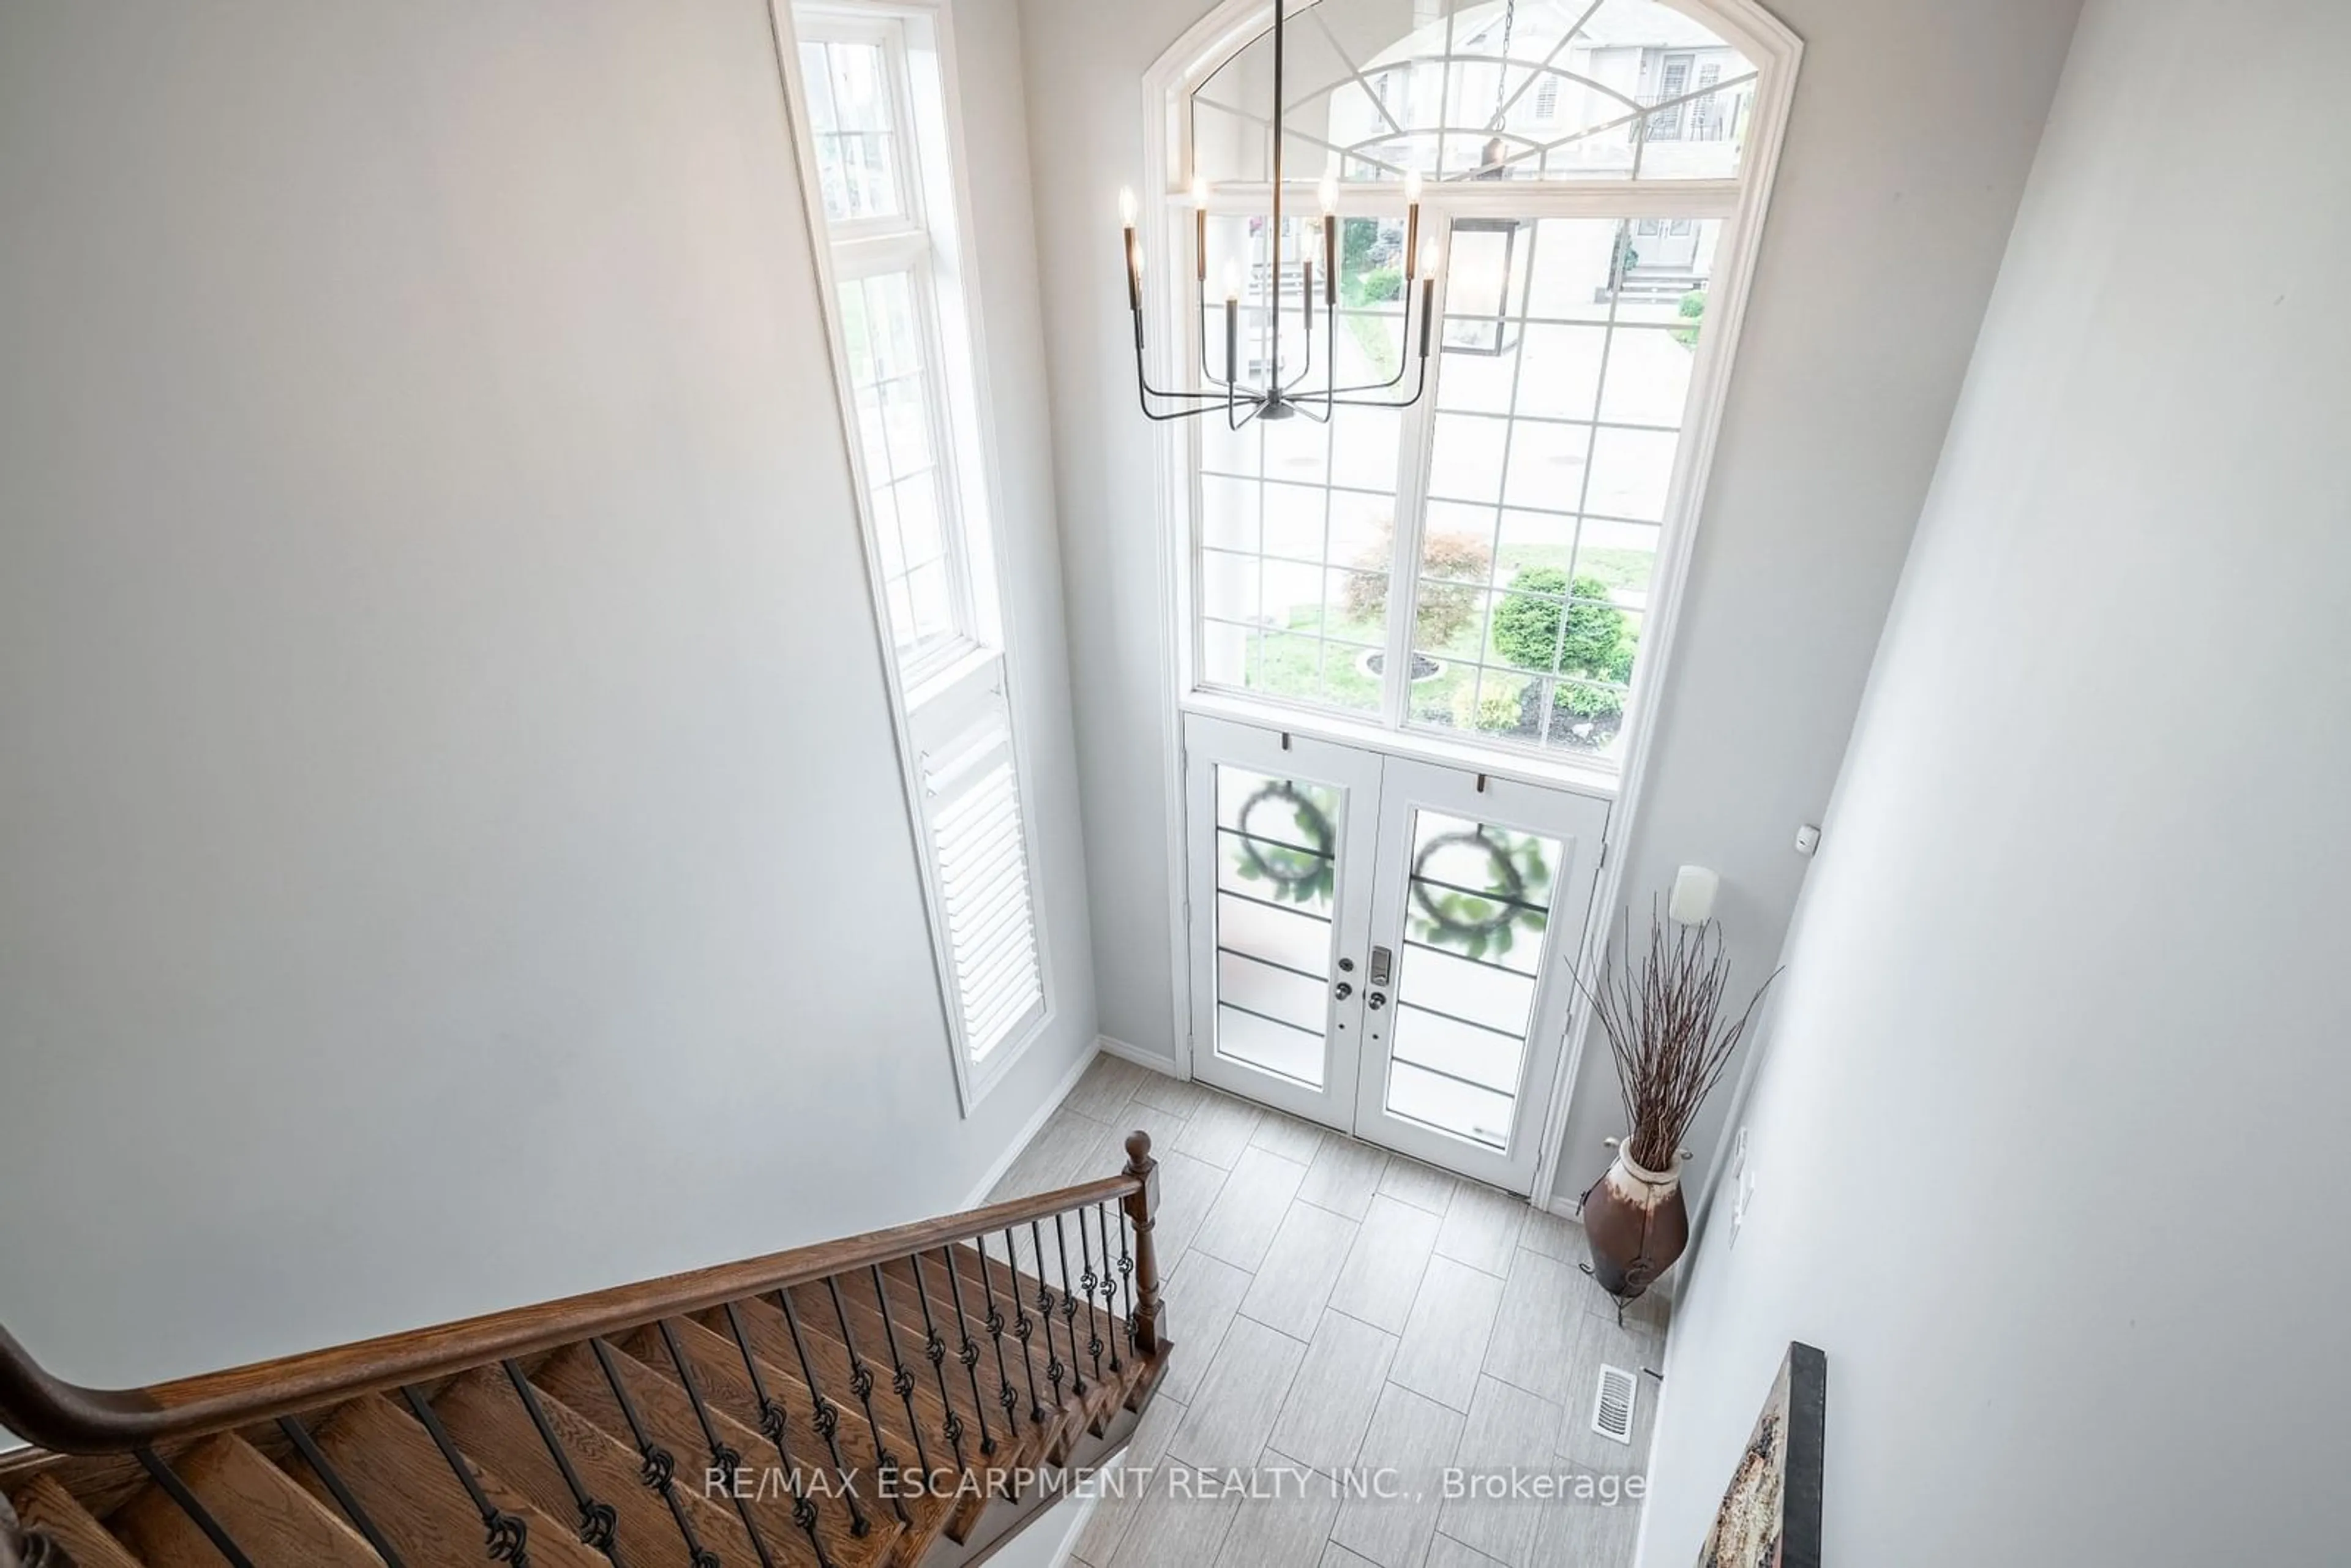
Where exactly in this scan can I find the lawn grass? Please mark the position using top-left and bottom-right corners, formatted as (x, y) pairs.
(1242, 566), (1644, 751)
(1492, 543), (1655, 599)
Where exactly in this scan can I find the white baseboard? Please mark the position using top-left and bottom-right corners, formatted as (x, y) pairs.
(1547, 1191), (1586, 1221)
(961, 1043), (1098, 1210)
(1043, 1492), (1100, 1568)
(1096, 1032), (1183, 1078)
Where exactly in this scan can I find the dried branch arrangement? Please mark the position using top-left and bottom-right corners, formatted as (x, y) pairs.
(1571, 903), (1781, 1172)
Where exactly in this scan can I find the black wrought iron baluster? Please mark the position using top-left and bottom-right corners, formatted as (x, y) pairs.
(1093, 1205), (1125, 1375)
(868, 1265), (936, 1480)
(399, 1386), (532, 1565)
(279, 1414), (411, 1567)
(822, 1277), (916, 1528)
(657, 1321), (779, 1568)
(905, 1252), (972, 1476)
(133, 1447), (258, 1568)
(1052, 1213), (1089, 1396)
(1117, 1206), (1138, 1352)
(728, 1299), (864, 1555)
(1029, 1219), (1067, 1409)
(933, 1247), (999, 1458)
(493, 1364), (621, 1564)
(1076, 1207), (1107, 1382)
(970, 1240), (1022, 1439)
(772, 1289), (883, 1536)
(1003, 1226), (1048, 1424)
(586, 1339), (721, 1568)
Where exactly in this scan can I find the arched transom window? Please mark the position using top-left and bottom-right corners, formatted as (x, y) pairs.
(1164, 0), (1795, 770)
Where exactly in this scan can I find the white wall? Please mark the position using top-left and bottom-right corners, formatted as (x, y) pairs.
(1638, 1), (2351, 1560)
(0, 0), (1096, 1396)
(1014, 0), (2080, 1204)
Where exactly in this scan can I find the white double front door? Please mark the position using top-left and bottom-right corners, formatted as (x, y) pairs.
(1182, 714), (1610, 1193)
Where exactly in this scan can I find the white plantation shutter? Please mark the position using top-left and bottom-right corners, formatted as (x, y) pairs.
(788, 4), (1047, 1106)
(921, 692), (1044, 1061)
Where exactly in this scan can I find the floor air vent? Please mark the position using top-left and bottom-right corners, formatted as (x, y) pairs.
(1591, 1364), (1637, 1444)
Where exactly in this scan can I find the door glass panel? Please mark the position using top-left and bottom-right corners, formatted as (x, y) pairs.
(1391, 1005), (1524, 1095)
(1212, 765), (1343, 1087)
(1385, 809), (1561, 1147)
(1386, 1061), (1518, 1151)
(1393, 942), (1535, 1035)
(1218, 950), (1327, 1033)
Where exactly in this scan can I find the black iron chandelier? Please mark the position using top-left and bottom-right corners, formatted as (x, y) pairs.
(1119, 0), (1437, 426)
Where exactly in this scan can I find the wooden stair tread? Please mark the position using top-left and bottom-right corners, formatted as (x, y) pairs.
(710, 1296), (964, 1567)
(871, 1244), (1139, 1477)
(110, 1433), (378, 1567)
(943, 1239), (1131, 1442)
(432, 1363), (750, 1568)
(9, 1474), (143, 1568)
(790, 1261), (1075, 1479)
(702, 1297), (913, 1488)
(302, 1393), (606, 1568)
(533, 1341), (821, 1568)
(771, 1287), (963, 1468)
(613, 1318), (885, 1568)
(867, 1258), (1026, 1482)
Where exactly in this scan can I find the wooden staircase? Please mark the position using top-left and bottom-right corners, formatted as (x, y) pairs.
(0, 1135), (1171, 1568)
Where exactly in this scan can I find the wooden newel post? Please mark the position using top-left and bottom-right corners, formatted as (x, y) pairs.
(1121, 1130), (1164, 1356)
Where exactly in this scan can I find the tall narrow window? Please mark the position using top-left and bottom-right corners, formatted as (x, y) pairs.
(792, 3), (1048, 1101)
(1174, 0), (1784, 773)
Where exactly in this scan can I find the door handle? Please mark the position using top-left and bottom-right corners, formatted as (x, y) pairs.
(1333, 982), (1354, 1000)
(1367, 992), (1387, 1011)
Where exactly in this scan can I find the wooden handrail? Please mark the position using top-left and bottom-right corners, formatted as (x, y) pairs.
(0, 1140), (1159, 1457)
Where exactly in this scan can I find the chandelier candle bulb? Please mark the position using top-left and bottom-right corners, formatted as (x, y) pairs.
(1404, 170), (1423, 280)
(1118, 186), (1143, 310)
(1193, 176), (1209, 282)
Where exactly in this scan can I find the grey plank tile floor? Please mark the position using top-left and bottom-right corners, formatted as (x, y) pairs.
(991, 1056), (1667, 1568)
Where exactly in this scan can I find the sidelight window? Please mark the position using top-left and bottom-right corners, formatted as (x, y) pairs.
(792, 2), (1048, 1103)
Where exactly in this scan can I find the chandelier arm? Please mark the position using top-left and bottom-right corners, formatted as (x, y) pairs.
(1317, 277), (1424, 396)
(1135, 394), (1232, 424)
(1321, 348), (1414, 397)
(1133, 304), (1238, 403)
(1134, 350), (1235, 421)
(1323, 329), (1435, 409)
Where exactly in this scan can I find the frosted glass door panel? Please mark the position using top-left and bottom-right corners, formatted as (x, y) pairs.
(1384, 811), (1561, 1148)
(1185, 717), (1381, 1129)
